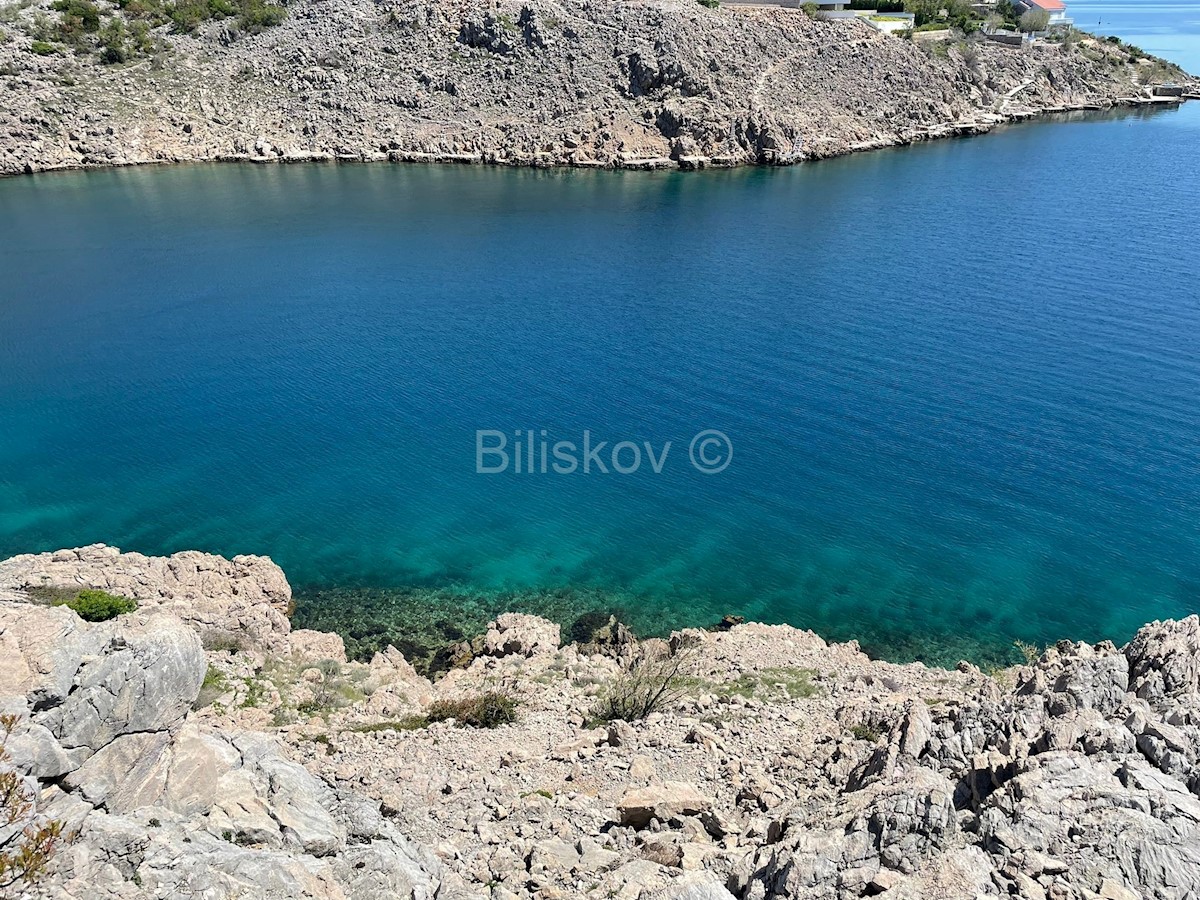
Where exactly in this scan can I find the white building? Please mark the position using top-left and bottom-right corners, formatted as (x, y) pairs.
(1017, 0), (1072, 28)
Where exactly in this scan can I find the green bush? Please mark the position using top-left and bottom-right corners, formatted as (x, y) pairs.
(0, 714), (69, 887)
(51, 0), (100, 31)
(237, 0), (284, 30)
(696, 0), (719, 8)
(30, 38), (56, 53)
(851, 724), (881, 742)
(424, 692), (517, 728)
(160, 0), (285, 34)
(55, 589), (138, 622)
(99, 18), (127, 61)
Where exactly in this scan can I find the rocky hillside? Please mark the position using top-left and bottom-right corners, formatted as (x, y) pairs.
(2, 544), (1200, 899)
(0, 0), (1194, 176)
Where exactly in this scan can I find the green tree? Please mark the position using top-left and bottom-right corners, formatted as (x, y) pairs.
(1019, 7), (1049, 32)
(904, 0), (941, 27)
(50, 0), (100, 46)
(994, 0), (1017, 23)
(99, 18), (128, 62)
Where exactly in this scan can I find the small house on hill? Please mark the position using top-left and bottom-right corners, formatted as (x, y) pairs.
(1016, 0), (1072, 27)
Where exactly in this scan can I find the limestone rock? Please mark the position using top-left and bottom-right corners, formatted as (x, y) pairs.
(481, 613), (560, 658)
(0, 544), (292, 650)
(290, 628), (348, 663)
(651, 872), (737, 900)
(618, 782), (713, 828)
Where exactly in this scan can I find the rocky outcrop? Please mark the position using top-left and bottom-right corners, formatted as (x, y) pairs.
(0, 0), (1193, 177)
(0, 602), (204, 762)
(4, 546), (1200, 900)
(0, 593), (444, 900)
(481, 612), (561, 659)
(0, 544), (293, 651)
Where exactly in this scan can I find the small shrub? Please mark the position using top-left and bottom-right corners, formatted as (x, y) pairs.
(720, 666), (817, 701)
(201, 629), (248, 654)
(424, 692), (517, 728)
(801, 1), (819, 17)
(55, 589), (138, 622)
(30, 38), (56, 54)
(0, 714), (70, 889)
(236, 0), (284, 32)
(349, 717), (426, 733)
(99, 18), (127, 62)
(239, 677), (265, 709)
(850, 724), (881, 742)
(1013, 640), (1041, 665)
(308, 733), (335, 754)
(192, 665), (228, 709)
(589, 652), (692, 725)
(696, 0), (719, 7)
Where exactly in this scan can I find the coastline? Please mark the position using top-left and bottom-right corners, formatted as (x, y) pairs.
(2, 95), (1192, 180)
(2, 0), (1196, 180)
(2, 544), (1200, 899)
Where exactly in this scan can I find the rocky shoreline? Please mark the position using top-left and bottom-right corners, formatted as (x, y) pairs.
(1, 544), (1199, 899)
(1, 0), (1196, 178)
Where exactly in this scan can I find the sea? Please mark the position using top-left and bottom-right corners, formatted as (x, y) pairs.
(2, 3), (1197, 665)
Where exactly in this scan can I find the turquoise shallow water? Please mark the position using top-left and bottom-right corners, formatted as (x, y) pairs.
(2, 101), (1200, 664)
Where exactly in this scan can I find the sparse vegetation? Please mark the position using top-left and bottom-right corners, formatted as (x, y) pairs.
(296, 659), (356, 716)
(589, 652), (693, 724)
(850, 723), (881, 742)
(193, 665), (228, 709)
(718, 666), (817, 701)
(1014, 640), (1041, 665)
(53, 589), (137, 622)
(345, 694), (518, 732)
(200, 629), (248, 654)
(800, 2), (819, 18)
(424, 692), (518, 728)
(0, 714), (70, 891)
(240, 676), (266, 708)
(11, 0), (286, 61)
(348, 717), (427, 733)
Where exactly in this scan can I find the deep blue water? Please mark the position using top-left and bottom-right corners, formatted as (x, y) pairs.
(1072, 0), (1200, 72)
(2, 102), (1199, 662)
